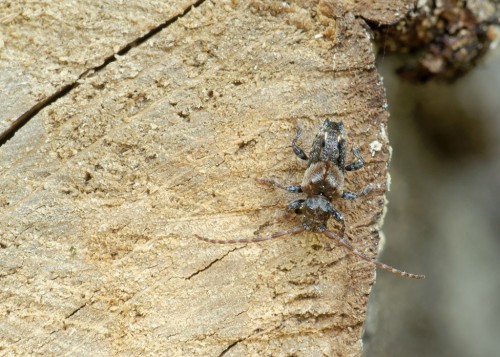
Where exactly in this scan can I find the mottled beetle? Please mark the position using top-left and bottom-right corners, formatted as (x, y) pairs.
(196, 120), (425, 279)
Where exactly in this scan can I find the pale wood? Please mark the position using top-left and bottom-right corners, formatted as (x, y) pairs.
(0, 0), (413, 355)
(0, 0), (197, 140)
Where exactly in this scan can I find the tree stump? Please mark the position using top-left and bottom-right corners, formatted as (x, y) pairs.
(0, 1), (413, 355)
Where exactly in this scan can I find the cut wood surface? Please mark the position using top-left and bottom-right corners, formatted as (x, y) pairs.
(0, 0), (412, 355)
(0, 0), (197, 141)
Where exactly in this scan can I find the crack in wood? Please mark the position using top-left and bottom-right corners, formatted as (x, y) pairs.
(0, 0), (207, 147)
(65, 302), (87, 319)
(185, 247), (241, 280)
(218, 338), (244, 357)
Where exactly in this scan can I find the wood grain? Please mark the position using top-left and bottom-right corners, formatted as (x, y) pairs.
(0, 0), (413, 355)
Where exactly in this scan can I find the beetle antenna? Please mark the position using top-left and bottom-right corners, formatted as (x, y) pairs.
(195, 226), (305, 244)
(321, 228), (425, 279)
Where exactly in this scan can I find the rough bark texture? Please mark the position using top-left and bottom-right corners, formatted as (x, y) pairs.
(0, 0), (413, 355)
(372, 0), (500, 82)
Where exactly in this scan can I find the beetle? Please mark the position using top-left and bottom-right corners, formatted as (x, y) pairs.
(196, 120), (425, 279)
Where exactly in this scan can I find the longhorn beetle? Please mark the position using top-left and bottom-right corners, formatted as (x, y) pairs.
(196, 120), (425, 279)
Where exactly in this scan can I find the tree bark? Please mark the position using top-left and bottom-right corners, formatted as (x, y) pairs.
(0, 0), (412, 355)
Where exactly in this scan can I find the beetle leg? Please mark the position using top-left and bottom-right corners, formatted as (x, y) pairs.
(292, 125), (308, 160)
(345, 148), (365, 171)
(256, 178), (302, 193)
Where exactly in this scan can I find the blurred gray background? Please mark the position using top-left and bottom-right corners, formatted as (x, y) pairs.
(364, 48), (500, 356)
